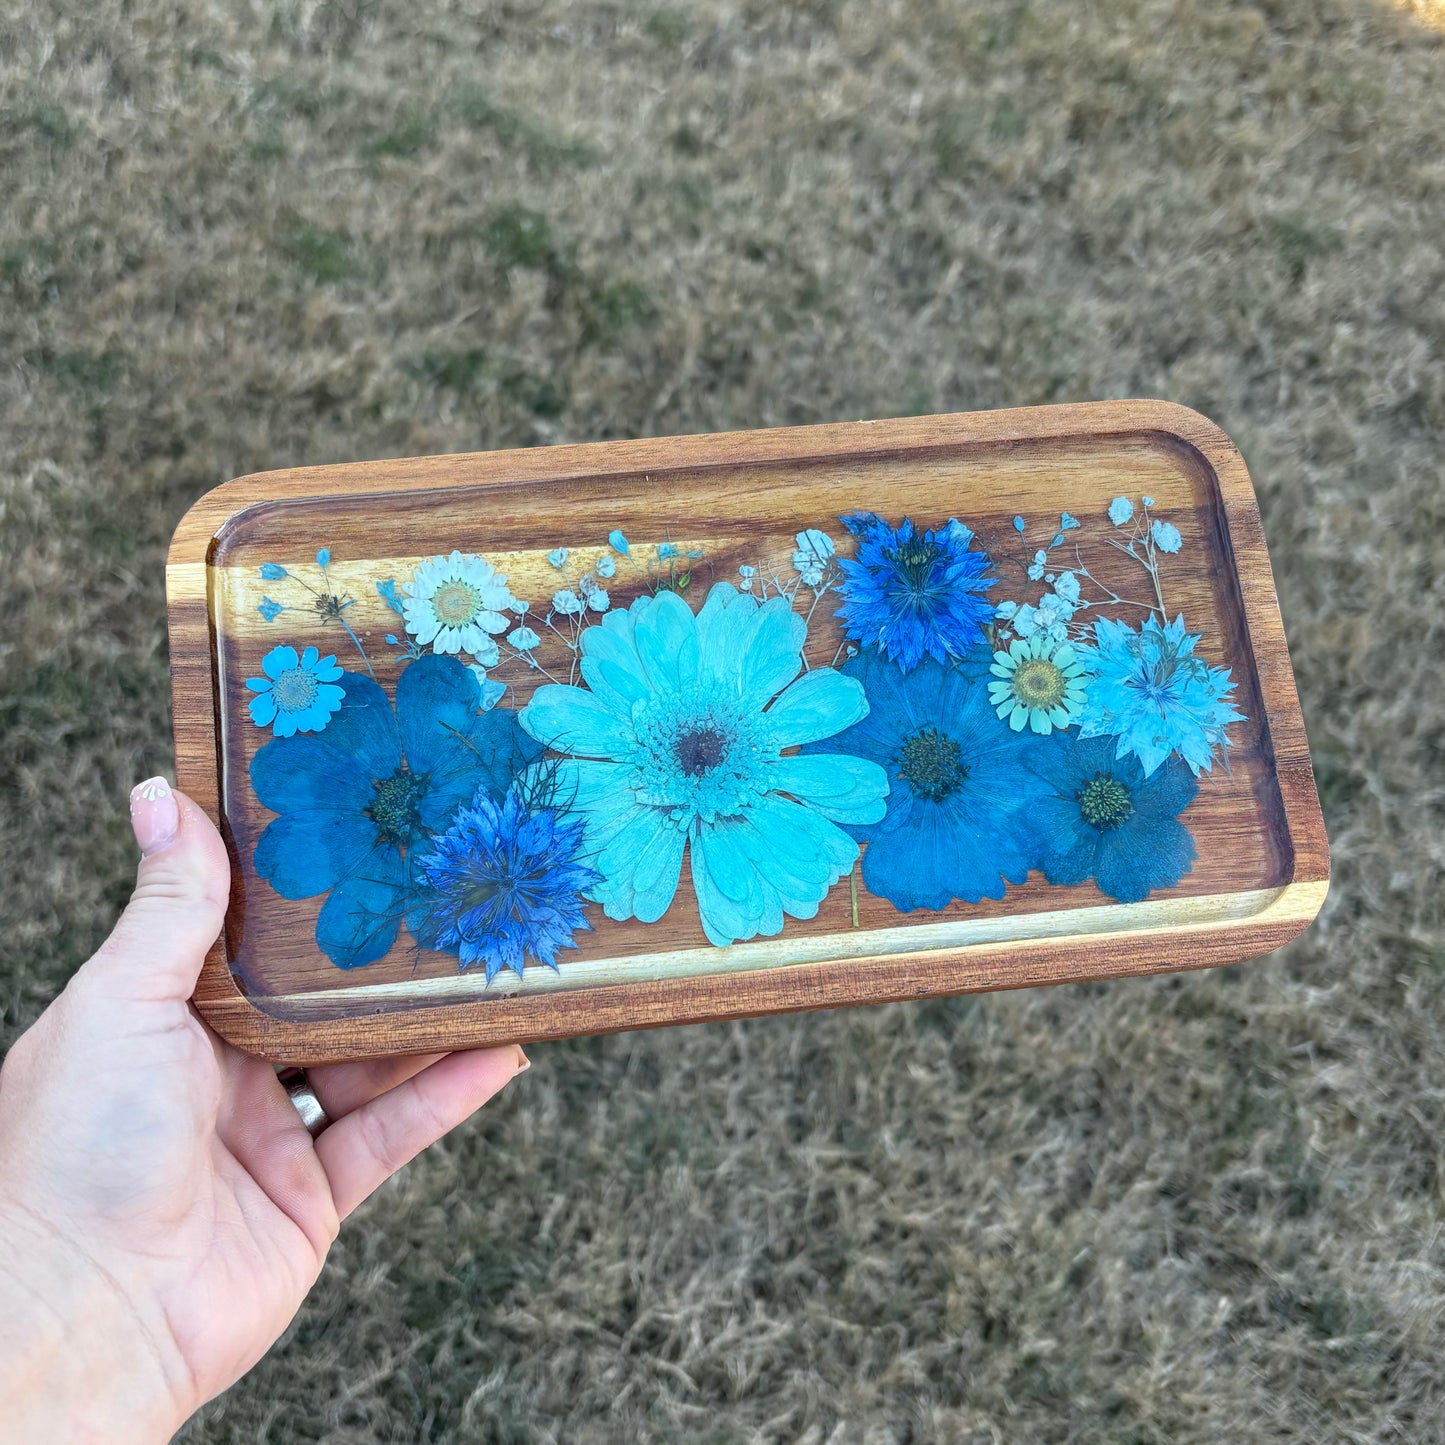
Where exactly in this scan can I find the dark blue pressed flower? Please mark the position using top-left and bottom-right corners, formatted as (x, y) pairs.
(1023, 732), (1197, 903)
(250, 653), (543, 969)
(803, 648), (1049, 911)
(835, 513), (997, 672)
(409, 787), (601, 983)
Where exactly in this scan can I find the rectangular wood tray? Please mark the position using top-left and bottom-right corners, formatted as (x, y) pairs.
(168, 401), (1328, 1063)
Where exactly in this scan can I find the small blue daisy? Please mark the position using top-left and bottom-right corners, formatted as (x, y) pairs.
(246, 645), (345, 736)
(410, 787), (601, 983)
(835, 513), (996, 672)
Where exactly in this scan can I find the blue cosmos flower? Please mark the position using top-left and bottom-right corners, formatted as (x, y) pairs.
(519, 584), (888, 947)
(246, 645), (345, 736)
(835, 513), (997, 672)
(1023, 732), (1197, 903)
(410, 787), (601, 983)
(804, 649), (1050, 911)
(250, 654), (543, 968)
(1077, 614), (1244, 777)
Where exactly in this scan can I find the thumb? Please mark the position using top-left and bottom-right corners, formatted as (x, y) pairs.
(87, 778), (232, 1001)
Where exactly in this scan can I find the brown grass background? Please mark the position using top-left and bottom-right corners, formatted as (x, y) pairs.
(1, 1), (1442, 1439)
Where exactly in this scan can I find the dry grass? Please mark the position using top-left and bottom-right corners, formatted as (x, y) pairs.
(2, 0), (1443, 1439)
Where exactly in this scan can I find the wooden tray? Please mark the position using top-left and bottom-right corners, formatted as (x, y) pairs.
(168, 401), (1328, 1063)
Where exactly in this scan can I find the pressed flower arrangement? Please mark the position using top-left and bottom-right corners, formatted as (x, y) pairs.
(169, 404), (1328, 1060)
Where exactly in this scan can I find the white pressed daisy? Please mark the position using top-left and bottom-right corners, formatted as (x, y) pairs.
(402, 550), (514, 659)
(987, 633), (1088, 734)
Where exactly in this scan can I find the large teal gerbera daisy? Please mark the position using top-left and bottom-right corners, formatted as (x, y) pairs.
(518, 583), (889, 947)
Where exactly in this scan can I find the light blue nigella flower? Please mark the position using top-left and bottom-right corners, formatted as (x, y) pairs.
(1077, 614), (1244, 776)
(608, 530), (630, 556)
(1024, 732), (1197, 903)
(519, 584), (888, 947)
(251, 655), (542, 968)
(1151, 520), (1182, 554)
(246, 645), (345, 736)
(836, 513), (996, 672)
(803, 649), (1050, 911)
(410, 786), (601, 983)
(596, 555), (616, 579)
(1108, 496), (1134, 526)
(258, 597), (284, 623)
(260, 563), (288, 580)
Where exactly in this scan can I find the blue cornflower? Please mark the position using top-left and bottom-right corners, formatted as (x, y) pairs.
(519, 584), (888, 946)
(410, 787), (601, 983)
(246, 645), (345, 736)
(1023, 733), (1197, 903)
(1151, 520), (1182, 553)
(250, 654), (542, 968)
(835, 513), (996, 672)
(1108, 496), (1134, 526)
(1077, 614), (1244, 777)
(805, 649), (1050, 911)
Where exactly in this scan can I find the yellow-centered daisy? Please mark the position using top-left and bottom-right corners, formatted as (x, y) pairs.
(988, 633), (1088, 734)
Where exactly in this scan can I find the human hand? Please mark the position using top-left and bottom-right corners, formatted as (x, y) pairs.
(0, 779), (528, 1443)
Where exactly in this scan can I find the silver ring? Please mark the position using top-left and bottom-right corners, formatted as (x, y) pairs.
(277, 1067), (331, 1138)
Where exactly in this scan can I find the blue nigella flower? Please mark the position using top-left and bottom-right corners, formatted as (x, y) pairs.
(260, 562), (288, 580)
(1108, 496), (1134, 526)
(257, 597), (284, 623)
(519, 584), (888, 947)
(804, 649), (1050, 911)
(608, 530), (630, 556)
(1077, 614), (1244, 777)
(410, 786), (602, 983)
(1023, 733), (1197, 903)
(250, 654), (543, 968)
(246, 645), (345, 736)
(1150, 520), (1182, 554)
(835, 513), (997, 672)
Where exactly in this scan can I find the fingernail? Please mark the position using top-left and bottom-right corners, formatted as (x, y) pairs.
(130, 777), (179, 856)
(513, 1047), (530, 1074)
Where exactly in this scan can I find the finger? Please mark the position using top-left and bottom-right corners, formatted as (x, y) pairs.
(212, 1037), (340, 1260)
(87, 781), (231, 1002)
(315, 1046), (528, 1219)
(307, 1052), (446, 1119)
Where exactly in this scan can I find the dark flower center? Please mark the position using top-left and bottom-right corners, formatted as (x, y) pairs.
(369, 768), (430, 847)
(270, 668), (318, 712)
(899, 727), (967, 801)
(1078, 773), (1133, 831)
(889, 538), (941, 596)
(314, 593), (350, 622)
(674, 725), (728, 777)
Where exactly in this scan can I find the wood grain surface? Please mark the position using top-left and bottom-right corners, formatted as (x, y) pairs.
(167, 401), (1329, 1063)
